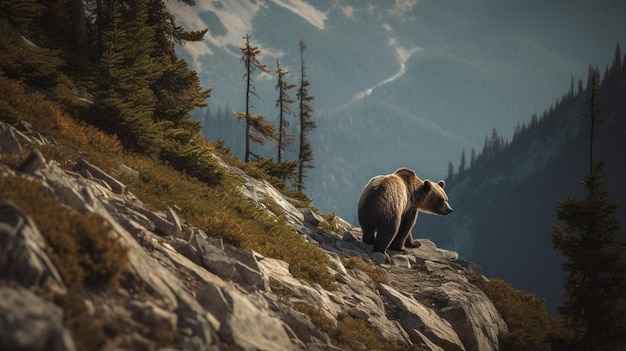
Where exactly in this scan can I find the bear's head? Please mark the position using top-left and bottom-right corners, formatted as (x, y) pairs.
(420, 180), (453, 216)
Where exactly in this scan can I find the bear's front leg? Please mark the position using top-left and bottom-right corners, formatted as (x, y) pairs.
(404, 237), (421, 248)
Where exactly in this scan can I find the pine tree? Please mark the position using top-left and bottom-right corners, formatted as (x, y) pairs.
(234, 34), (275, 162)
(296, 40), (316, 191)
(275, 58), (296, 164)
(552, 70), (626, 350)
(458, 149), (466, 174)
(613, 43), (622, 73)
(446, 161), (455, 182)
(0, 0), (44, 31)
(93, 0), (163, 152)
(147, 0), (211, 129)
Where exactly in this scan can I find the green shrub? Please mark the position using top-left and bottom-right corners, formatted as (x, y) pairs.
(475, 279), (555, 351)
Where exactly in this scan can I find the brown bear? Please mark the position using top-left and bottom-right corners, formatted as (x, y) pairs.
(357, 168), (453, 258)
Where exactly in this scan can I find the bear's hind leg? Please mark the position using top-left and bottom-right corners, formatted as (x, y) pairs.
(389, 209), (418, 251)
(361, 224), (376, 245)
(359, 216), (376, 245)
(372, 219), (400, 255)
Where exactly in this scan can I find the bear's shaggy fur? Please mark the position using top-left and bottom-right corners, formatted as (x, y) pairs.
(357, 168), (453, 258)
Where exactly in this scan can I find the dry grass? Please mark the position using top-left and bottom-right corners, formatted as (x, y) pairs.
(343, 256), (388, 284)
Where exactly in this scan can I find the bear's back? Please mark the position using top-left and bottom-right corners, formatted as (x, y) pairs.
(359, 173), (409, 210)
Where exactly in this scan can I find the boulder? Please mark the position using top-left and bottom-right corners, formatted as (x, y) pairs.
(419, 281), (507, 351)
(0, 285), (75, 351)
(18, 147), (46, 173)
(0, 201), (65, 293)
(379, 284), (465, 351)
(0, 123), (24, 158)
(75, 157), (126, 194)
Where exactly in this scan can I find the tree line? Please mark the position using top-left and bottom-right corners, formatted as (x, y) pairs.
(446, 43), (626, 186)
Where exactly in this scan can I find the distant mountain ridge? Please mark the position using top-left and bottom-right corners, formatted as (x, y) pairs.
(419, 58), (626, 315)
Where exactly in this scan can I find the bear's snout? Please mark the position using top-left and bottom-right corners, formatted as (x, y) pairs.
(442, 202), (453, 215)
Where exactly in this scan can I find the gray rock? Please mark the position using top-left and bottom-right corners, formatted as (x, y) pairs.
(391, 254), (412, 268)
(71, 86), (94, 104)
(421, 281), (507, 351)
(370, 251), (388, 265)
(0, 285), (75, 351)
(300, 207), (324, 226)
(75, 157), (126, 194)
(41, 162), (99, 212)
(136, 207), (179, 236)
(379, 284), (465, 351)
(131, 300), (177, 331)
(215, 286), (307, 351)
(0, 201), (65, 293)
(165, 207), (182, 232)
(0, 123), (24, 158)
(17, 147), (46, 173)
(234, 261), (269, 291)
(118, 164), (139, 177)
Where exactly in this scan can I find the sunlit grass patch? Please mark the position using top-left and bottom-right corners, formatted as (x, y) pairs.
(342, 256), (388, 285)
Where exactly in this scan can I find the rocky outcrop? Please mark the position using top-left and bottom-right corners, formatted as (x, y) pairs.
(0, 121), (507, 351)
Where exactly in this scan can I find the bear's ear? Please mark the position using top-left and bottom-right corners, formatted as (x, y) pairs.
(438, 180), (446, 189)
(423, 180), (431, 191)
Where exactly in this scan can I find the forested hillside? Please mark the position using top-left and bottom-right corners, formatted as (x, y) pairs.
(419, 47), (626, 315)
(0, 0), (222, 185)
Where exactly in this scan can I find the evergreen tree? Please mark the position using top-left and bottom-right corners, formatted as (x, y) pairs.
(613, 43), (622, 73)
(147, 0), (210, 129)
(234, 34), (276, 162)
(446, 161), (455, 182)
(552, 71), (626, 350)
(0, 0), (44, 31)
(92, 0), (162, 152)
(458, 149), (466, 174)
(275, 58), (296, 164)
(296, 40), (316, 191)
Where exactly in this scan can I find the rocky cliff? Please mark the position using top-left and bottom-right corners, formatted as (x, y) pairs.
(0, 121), (506, 351)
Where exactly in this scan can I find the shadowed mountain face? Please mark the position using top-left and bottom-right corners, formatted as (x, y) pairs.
(418, 65), (626, 315)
